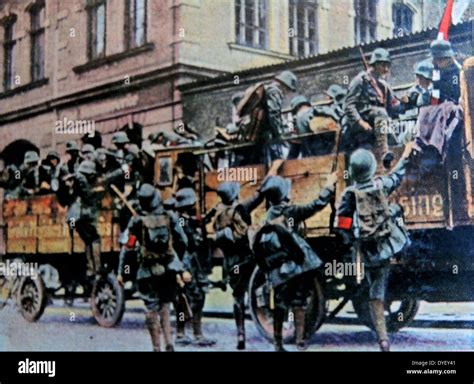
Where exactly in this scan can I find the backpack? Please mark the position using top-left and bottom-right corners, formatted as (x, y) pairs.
(253, 214), (305, 273)
(141, 213), (173, 260)
(214, 203), (250, 244)
(236, 82), (266, 142)
(353, 188), (393, 241)
(214, 204), (237, 232)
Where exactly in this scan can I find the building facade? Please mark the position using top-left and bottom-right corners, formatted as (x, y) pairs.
(0, 0), (471, 159)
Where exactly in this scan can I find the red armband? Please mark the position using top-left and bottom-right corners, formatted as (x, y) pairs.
(336, 216), (353, 230)
(126, 235), (137, 249)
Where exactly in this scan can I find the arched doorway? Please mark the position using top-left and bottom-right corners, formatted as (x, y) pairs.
(1, 139), (40, 166)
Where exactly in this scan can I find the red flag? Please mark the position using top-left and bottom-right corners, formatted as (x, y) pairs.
(438, 0), (455, 40)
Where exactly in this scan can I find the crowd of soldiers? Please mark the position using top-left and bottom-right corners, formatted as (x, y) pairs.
(0, 37), (463, 352)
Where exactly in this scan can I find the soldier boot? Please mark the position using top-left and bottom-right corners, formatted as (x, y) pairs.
(145, 310), (161, 352)
(273, 308), (287, 352)
(175, 301), (192, 345)
(85, 245), (95, 278)
(233, 303), (246, 350)
(159, 303), (174, 352)
(374, 118), (392, 173)
(192, 307), (216, 347)
(294, 307), (307, 351)
(369, 300), (390, 352)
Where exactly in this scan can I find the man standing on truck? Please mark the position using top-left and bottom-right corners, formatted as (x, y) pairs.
(237, 70), (298, 173)
(335, 142), (414, 352)
(254, 173), (338, 351)
(61, 140), (81, 176)
(401, 60), (434, 110)
(117, 184), (187, 352)
(430, 39), (461, 105)
(18, 151), (41, 197)
(208, 182), (264, 350)
(342, 48), (404, 162)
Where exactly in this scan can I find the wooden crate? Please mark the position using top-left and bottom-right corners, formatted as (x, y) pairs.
(6, 215), (37, 254)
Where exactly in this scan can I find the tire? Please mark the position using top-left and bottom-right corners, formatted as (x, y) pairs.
(91, 273), (125, 328)
(16, 275), (48, 322)
(248, 266), (325, 343)
(352, 296), (420, 332)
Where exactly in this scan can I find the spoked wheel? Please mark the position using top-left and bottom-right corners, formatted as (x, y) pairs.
(352, 296), (420, 332)
(248, 266), (325, 343)
(16, 276), (48, 322)
(91, 273), (125, 328)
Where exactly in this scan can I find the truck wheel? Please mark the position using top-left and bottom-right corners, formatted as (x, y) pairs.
(16, 276), (47, 322)
(248, 266), (325, 343)
(352, 296), (420, 332)
(91, 273), (125, 328)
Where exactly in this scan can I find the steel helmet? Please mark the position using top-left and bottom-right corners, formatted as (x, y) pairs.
(348, 149), (377, 183)
(275, 70), (298, 91)
(369, 48), (391, 65)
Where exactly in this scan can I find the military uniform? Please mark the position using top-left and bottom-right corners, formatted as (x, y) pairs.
(13, 151), (41, 198)
(430, 40), (461, 104)
(403, 61), (434, 111)
(336, 148), (412, 351)
(173, 188), (215, 346)
(81, 144), (96, 162)
(39, 151), (61, 194)
(61, 140), (81, 176)
(118, 184), (187, 352)
(67, 161), (104, 279)
(342, 48), (403, 157)
(210, 182), (263, 349)
(256, 175), (336, 351)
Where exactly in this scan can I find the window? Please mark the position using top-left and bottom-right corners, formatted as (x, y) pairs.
(289, 0), (318, 57)
(3, 16), (17, 91)
(125, 0), (147, 49)
(29, 1), (45, 82)
(87, 0), (106, 60)
(354, 0), (377, 44)
(235, 0), (268, 49)
(392, 3), (413, 36)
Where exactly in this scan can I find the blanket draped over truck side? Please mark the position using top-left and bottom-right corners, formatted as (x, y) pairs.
(414, 102), (463, 160)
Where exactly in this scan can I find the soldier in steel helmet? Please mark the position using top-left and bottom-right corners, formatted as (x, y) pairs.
(173, 188), (216, 347)
(66, 160), (104, 284)
(255, 172), (338, 351)
(18, 151), (41, 197)
(429, 39), (461, 104)
(401, 60), (434, 110)
(342, 48), (404, 162)
(206, 181), (264, 350)
(39, 150), (62, 194)
(117, 184), (188, 352)
(335, 142), (415, 351)
(62, 140), (81, 176)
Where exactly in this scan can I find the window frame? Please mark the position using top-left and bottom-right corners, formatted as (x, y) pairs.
(125, 0), (147, 50)
(2, 15), (17, 91)
(86, 0), (107, 61)
(289, 0), (318, 57)
(392, 3), (413, 36)
(29, 0), (46, 82)
(235, 0), (268, 50)
(354, 0), (378, 45)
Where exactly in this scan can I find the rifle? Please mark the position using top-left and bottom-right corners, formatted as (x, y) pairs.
(359, 47), (386, 105)
(110, 184), (138, 216)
